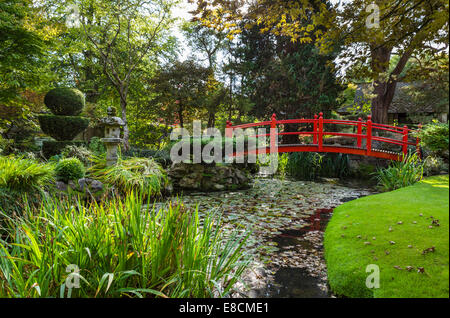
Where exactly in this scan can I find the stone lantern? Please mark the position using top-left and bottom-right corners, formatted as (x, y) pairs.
(100, 107), (125, 166)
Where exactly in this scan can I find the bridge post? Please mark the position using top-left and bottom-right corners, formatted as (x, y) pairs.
(416, 123), (422, 159)
(270, 113), (277, 150)
(313, 114), (318, 144)
(366, 115), (372, 155)
(318, 112), (323, 151)
(357, 117), (362, 148)
(402, 125), (409, 156)
(225, 120), (232, 138)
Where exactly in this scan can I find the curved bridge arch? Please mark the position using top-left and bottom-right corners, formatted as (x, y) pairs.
(226, 113), (422, 161)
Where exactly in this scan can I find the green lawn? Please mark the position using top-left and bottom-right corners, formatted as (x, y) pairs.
(324, 175), (449, 298)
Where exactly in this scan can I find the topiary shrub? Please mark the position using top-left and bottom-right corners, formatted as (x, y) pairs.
(38, 115), (89, 141)
(44, 88), (85, 116)
(39, 88), (89, 158)
(55, 157), (85, 183)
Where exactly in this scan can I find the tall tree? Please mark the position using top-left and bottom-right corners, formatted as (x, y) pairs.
(77, 0), (176, 149)
(147, 60), (211, 128)
(334, 0), (448, 123)
(234, 23), (343, 143)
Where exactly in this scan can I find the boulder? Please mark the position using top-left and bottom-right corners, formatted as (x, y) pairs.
(168, 163), (250, 192)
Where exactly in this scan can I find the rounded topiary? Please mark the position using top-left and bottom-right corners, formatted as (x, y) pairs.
(44, 88), (85, 116)
(38, 115), (89, 141)
(55, 157), (85, 183)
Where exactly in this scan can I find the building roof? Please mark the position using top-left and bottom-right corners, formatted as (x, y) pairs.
(339, 82), (441, 114)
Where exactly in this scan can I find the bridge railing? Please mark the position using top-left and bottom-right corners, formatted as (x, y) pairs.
(226, 113), (422, 158)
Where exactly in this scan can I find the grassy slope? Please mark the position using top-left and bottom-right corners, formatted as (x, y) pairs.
(324, 175), (449, 298)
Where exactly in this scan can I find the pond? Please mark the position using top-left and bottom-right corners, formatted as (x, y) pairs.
(162, 177), (375, 298)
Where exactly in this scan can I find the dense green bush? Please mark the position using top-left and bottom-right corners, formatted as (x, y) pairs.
(41, 140), (87, 159)
(0, 194), (250, 297)
(0, 156), (54, 192)
(38, 115), (90, 141)
(61, 145), (94, 166)
(374, 153), (424, 192)
(122, 148), (172, 167)
(415, 121), (449, 159)
(88, 136), (106, 155)
(44, 87), (85, 115)
(423, 155), (448, 176)
(55, 157), (85, 183)
(89, 156), (167, 198)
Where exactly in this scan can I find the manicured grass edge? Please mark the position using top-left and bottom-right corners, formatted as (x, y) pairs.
(324, 175), (449, 298)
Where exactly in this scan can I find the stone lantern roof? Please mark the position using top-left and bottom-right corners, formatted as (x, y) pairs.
(100, 107), (125, 126)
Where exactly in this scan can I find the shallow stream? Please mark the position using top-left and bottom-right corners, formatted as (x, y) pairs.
(166, 177), (376, 297)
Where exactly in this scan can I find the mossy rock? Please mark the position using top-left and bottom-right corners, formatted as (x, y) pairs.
(41, 140), (87, 158)
(38, 115), (89, 141)
(44, 88), (85, 116)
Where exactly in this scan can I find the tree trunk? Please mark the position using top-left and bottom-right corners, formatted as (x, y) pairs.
(370, 46), (392, 124)
(207, 111), (215, 128)
(178, 104), (184, 128)
(119, 87), (130, 151)
(281, 123), (300, 145)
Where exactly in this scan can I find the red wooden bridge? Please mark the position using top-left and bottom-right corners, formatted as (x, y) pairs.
(226, 113), (421, 161)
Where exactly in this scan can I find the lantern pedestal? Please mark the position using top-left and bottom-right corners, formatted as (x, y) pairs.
(100, 107), (125, 166)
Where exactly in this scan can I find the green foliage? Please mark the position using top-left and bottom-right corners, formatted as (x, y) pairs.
(0, 0), (46, 105)
(0, 194), (250, 297)
(287, 152), (323, 180)
(276, 153), (289, 179)
(41, 141), (87, 159)
(38, 115), (90, 141)
(89, 156), (168, 198)
(122, 148), (171, 168)
(423, 155), (448, 177)
(0, 156), (54, 192)
(88, 137), (106, 155)
(287, 152), (350, 180)
(375, 153), (424, 192)
(55, 158), (85, 183)
(61, 145), (94, 167)
(415, 121), (449, 158)
(129, 122), (172, 150)
(44, 88), (85, 116)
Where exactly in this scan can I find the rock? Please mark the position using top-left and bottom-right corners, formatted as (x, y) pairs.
(168, 163), (250, 192)
(213, 184), (225, 190)
(78, 178), (103, 193)
(68, 180), (77, 190)
(55, 181), (68, 192)
(78, 178), (93, 191)
(90, 180), (103, 192)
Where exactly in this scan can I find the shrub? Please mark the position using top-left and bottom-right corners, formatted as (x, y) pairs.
(122, 148), (171, 167)
(0, 156), (54, 192)
(44, 87), (85, 116)
(286, 152), (350, 180)
(423, 155), (448, 176)
(41, 140), (87, 159)
(89, 156), (167, 198)
(38, 115), (90, 141)
(287, 152), (323, 180)
(61, 145), (94, 166)
(0, 195), (250, 297)
(88, 136), (106, 155)
(374, 152), (424, 192)
(55, 157), (85, 183)
(415, 121), (449, 159)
